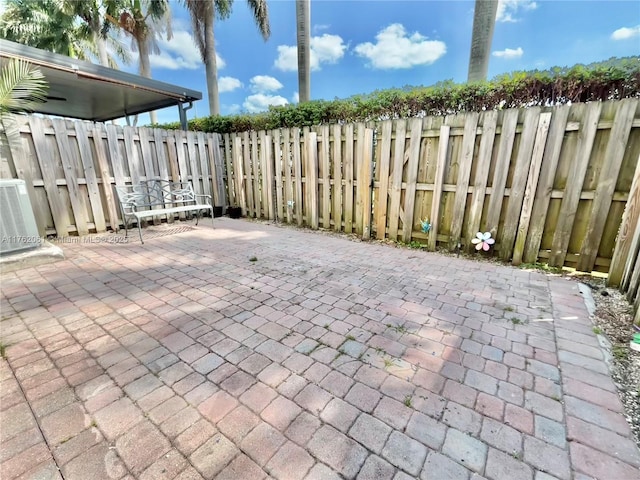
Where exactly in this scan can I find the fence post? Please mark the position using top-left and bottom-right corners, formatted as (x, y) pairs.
(609, 153), (640, 287)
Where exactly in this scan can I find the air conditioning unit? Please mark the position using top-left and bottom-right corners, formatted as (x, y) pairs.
(0, 179), (41, 255)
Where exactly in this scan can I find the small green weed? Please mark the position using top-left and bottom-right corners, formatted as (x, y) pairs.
(504, 306), (515, 312)
(510, 317), (524, 325)
(403, 395), (413, 407)
(386, 324), (408, 335)
(0, 342), (7, 359)
(592, 326), (602, 335)
(383, 357), (395, 369)
(249, 256), (258, 262)
(346, 334), (356, 341)
(612, 345), (628, 361)
(519, 262), (563, 274)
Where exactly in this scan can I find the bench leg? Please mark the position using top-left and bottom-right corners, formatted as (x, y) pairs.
(137, 221), (144, 244)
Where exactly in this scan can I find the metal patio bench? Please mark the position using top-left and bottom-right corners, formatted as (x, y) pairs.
(115, 180), (213, 244)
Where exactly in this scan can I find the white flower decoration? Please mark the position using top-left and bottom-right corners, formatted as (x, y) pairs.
(471, 232), (495, 251)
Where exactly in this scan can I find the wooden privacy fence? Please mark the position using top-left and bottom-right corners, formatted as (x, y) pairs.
(1, 116), (227, 236)
(221, 99), (640, 276)
(1, 99), (639, 282)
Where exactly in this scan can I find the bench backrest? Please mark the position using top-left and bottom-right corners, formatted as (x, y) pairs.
(115, 181), (197, 214)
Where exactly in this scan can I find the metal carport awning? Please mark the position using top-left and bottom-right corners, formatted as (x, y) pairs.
(0, 39), (202, 129)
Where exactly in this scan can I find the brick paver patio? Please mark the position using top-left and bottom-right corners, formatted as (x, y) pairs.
(1, 218), (639, 480)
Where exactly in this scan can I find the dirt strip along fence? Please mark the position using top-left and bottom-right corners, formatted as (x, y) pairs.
(1, 115), (227, 237)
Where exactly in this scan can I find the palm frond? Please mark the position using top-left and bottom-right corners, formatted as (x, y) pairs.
(0, 59), (48, 116)
(246, 0), (270, 40)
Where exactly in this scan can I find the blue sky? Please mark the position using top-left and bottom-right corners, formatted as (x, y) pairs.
(126, 0), (640, 124)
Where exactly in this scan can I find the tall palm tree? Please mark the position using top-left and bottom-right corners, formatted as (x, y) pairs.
(467, 0), (498, 82)
(296, 0), (310, 103)
(62, 0), (111, 67)
(106, 0), (172, 124)
(1, 0), (129, 68)
(184, 0), (270, 116)
(0, 0), (96, 61)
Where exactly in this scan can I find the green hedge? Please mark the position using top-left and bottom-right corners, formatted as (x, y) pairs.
(159, 57), (640, 134)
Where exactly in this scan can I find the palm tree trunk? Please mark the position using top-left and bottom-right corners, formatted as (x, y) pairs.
(204, 15), (220, 115)
(137, 39), (158, 124)
(96, 35), (110, 67)
(296, 0), (310, 103)
(468, 0), (498, 82)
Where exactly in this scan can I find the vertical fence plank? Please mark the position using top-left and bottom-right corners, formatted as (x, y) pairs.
(165, 132), (181, 221)
(283, 129), (293, 223)
(466, 111), (497, 248)
(105, 124), (126, 187)
(500, 107), (541, 260)
(52, 118), (89, 236)
(360, 128), (374, 239)
(388, 120), (406, 240)
(6, 115), (46, 235)
(449, 112), (479, 249)
(402, 118), (423, 243)
(376, 121), (393, 240)
(273, 130), (284, 221)
(332, 124), (343, 232)
(251, 131), (261, 218)
(549, 102), (602, 267)
(264, 134), (275, 220)
(138, 128), (156, 182)
(355, 124), (366, 235)
(523, 105), (571, 263)
(241, 131), (253, 217)
(609, 152), (640, 286)
(197, 132), (212, 200)
(208, 134), (225, 208)
(485, 109), (519, 237)
(223, 133), (235, 207)
(292, 127), (303, 226)
(513, 112), (552, 264)
(306, 130), (319, 229)
(428, 125), (451, 251)
(578, 99), (638, 272)
(186, 132), (201, 194)
(74, 121), (106, 232)
(232, 137), (247, 215)
(343, 124), (355, 233)
(123, 126), (143, 185)
(93, 125), (120, 232)
(154, 129), (170, 183)
(321, 125), (331, 229)
(260, 131), (269, 219)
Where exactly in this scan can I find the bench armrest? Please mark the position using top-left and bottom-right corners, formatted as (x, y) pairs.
(194, 194), (212, 204)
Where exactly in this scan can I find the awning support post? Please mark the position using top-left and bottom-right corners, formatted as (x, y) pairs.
(178, 101), (194, 131)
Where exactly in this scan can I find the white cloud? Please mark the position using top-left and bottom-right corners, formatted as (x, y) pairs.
(224, 104), (241, 114)
(274, 34), (347, 72)
(292, 92), (299, 103)
(145, 28), (224, 70)
(492, 47), (524, 59)
(243, 94), (288, 113)
(313, 24), (330, 33)
(497, 0), (537, 23)
(611, 25), (640, 40)
(250, 75), (284, 93)
(219, 77), (243, 93)
(354, 23), (446, 69)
